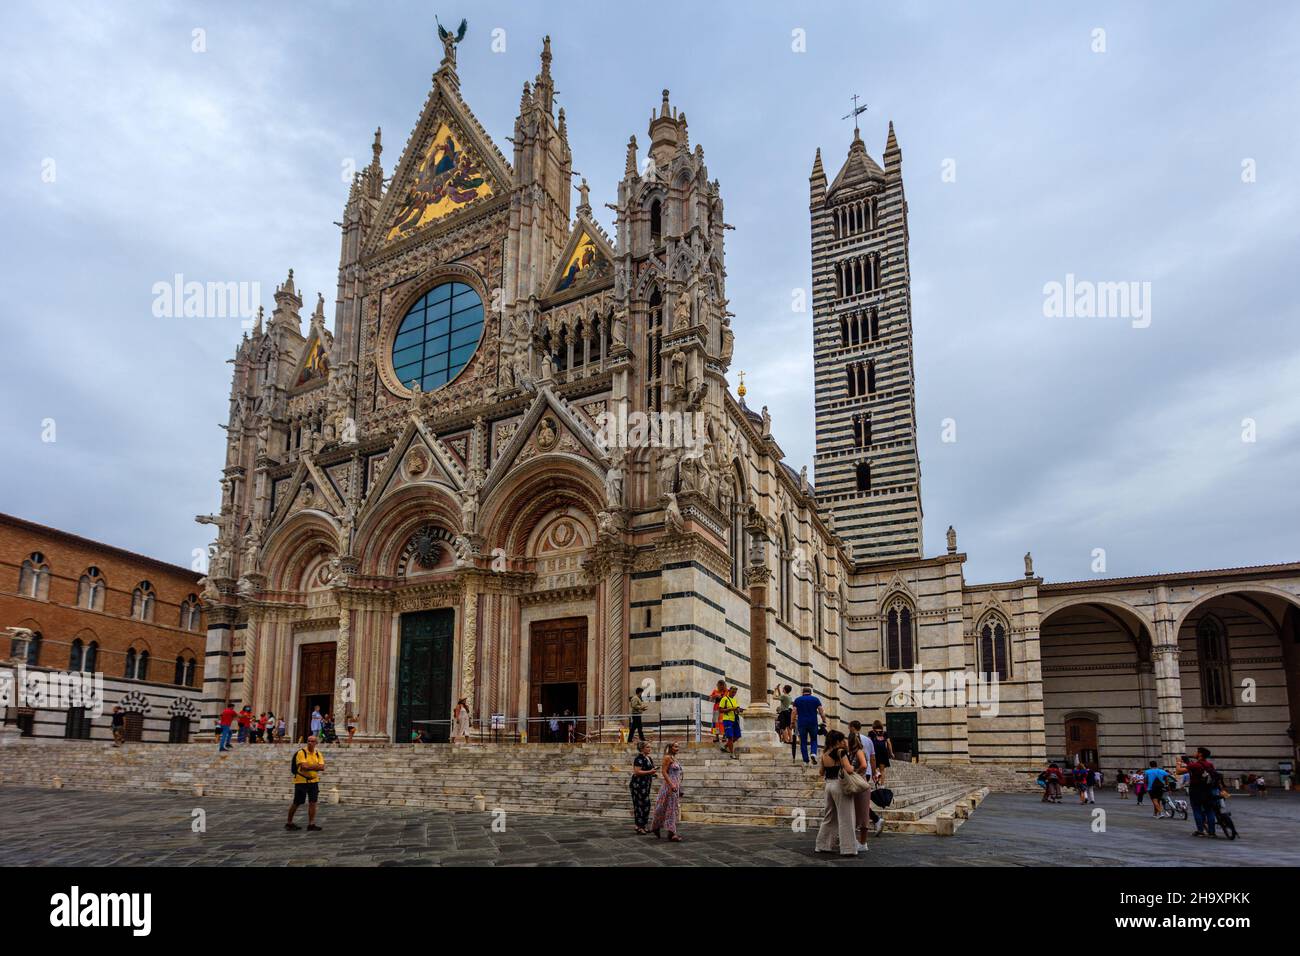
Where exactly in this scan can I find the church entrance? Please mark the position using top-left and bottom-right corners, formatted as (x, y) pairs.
(1065, 715), (1099, 768)
(296, 642), (336, 742)
(395, 609), (454, 744)
(529, 617), (587, 741)
(887, 711), (918, 761)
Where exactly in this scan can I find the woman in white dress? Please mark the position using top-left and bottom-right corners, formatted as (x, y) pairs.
(452, 698), (472, 743)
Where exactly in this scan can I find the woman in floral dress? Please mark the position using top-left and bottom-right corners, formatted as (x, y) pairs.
(650, 741), (684, 841)
(629, 740), (657, 834)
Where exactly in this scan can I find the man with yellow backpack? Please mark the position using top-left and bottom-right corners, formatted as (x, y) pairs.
(286, 735), (326, 832)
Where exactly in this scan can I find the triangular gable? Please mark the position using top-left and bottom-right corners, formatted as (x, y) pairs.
(367, 76), (512, 255)
(292, 332), (330, 390)
(266, 455), (344, 534)
(480, 386), (610, 501)
(357, 414), (466, 517)
(543, 217), (615, 299)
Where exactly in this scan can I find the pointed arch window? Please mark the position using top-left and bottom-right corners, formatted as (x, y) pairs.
(185, 657), (197, 687)
(131, 581), (156, 622)
(124, 646), (149, 681)
(779, 519), (793, 623)
(647, 288), (664, 412)
(1196, 614), (1231, 709)
(814, 560), (825, 647)
(69, 638), (83, 672)
(729, 472), (748, 590)
(650, 199), (663, 244)
(18, 553), (50, 600)
(10, 630), (41, 666)
(979, 615), (1010, 681)
(78, 567), (106, 611)
(180, 594), (202, 631)
(884, 597), (915, 671)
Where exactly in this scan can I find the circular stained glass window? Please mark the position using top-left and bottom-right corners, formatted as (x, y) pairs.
(390, 280), (484, 392)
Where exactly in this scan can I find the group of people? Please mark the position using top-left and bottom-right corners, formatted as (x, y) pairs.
(1040, 746), (1239, 839)
(772, 684), (897, 782)
(217, 703), (359, 751)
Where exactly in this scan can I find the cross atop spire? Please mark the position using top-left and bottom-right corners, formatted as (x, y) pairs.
(842, 93), (868, 136)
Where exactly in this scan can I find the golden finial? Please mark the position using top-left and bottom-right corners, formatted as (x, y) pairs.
(737, 370), (746, 399)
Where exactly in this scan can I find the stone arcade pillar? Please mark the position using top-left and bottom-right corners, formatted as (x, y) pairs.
(1152, 645), (1186, 767)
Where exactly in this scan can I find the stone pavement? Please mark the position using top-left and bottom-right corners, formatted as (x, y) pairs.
(0, 785), (1296, 867)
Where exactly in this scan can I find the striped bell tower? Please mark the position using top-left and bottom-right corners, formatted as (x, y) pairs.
(810, 119), (923, 562)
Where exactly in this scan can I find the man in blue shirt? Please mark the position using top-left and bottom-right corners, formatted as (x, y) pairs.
(1143, 760), (1172, 817)
(791, 687), (824, 764)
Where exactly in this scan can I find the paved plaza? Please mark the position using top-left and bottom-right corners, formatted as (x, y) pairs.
(0, 785), (1296, 867)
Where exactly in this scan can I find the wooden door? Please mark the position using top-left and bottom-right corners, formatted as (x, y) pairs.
(297, 642), (336, 740)
(528, 617), (587, 741)
(887, 711), (918, 760)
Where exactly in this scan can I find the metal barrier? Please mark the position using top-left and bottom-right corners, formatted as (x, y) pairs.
(409, 712), (667, 746)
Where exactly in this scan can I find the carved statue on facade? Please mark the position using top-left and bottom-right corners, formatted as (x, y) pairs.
(662, 491), (683, 536)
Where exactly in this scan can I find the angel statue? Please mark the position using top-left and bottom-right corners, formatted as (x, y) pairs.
(437, 17), (468, 67)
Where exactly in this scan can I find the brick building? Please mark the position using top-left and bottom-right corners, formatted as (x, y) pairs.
(0, 513), (206, 743)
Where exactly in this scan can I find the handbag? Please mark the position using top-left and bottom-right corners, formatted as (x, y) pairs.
(841, 768), (869, 795)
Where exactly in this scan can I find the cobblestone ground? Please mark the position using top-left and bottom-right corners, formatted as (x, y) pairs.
(0, 785), (1296, 866)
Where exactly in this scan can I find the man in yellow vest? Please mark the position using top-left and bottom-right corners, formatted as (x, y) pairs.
(719, 685), (744, 759)
(286, 734), (326, 831)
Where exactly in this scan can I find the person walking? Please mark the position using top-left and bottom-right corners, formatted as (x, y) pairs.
(814, 730), (858, 857)
(868, 720), (893, 784)
(276, 716), (286, 743)
(628, 687), (648, 743)
(110, 706), (125, 747)
(847, 725), (875, 850)
(719, 685), (743, 758)
(218, 702), (236, 752)
(345, 713), (358, 746)
(1116, 769), (1129, 799)
(1143, 761), (1172, 818)
(1039, 762), (1064, 803)
(285, 735), (325, 832)
(629, 740), (657, 834)
(309, 705), (323, 741)
(708, 679), (727, 744)
(791, 686), (824, 764)
(772, 684), (794, 750)
(1185, 747), (1220, 838)
(453, 698), (471, 743)
(649, 741), (684, 841)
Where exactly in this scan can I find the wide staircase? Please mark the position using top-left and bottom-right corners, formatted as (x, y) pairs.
(0, 740), (987, 834)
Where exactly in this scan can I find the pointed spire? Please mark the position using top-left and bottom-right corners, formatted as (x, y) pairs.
(811, 147), (826, 182)
(885, 120), (900, 155)
(625, 135), (639, 177)
(534, 35), (554, 113)
(557, 107), (568, 143)
(371, 126), (383, 166)
(253, 306), (264, 336)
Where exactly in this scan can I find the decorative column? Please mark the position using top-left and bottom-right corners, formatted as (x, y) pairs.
(240, 608), (261, 710)
(602, 548), (633, 732)
(743, 511), (778, 747)
(335, 598), (353, 721)
(460, 578), (480, 713)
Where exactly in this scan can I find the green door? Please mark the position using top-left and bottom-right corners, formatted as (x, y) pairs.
(395, 609), (455, 743)
(887, 711), (918, 760)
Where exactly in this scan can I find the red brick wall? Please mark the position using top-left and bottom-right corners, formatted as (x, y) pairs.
(0, 514), (205, 687)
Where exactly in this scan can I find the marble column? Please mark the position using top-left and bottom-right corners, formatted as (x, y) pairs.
(1152, 644), (1186, 767)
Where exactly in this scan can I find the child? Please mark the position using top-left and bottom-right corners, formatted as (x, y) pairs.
(1117, 769), (1129, 799)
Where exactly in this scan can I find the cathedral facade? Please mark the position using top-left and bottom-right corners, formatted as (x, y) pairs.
(199, 32), (1300, 781)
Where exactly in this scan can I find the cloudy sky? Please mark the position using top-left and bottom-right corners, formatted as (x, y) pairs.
(1, 1), (1297, 583)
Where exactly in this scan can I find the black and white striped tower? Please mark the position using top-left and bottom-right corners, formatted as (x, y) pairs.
(810, 118), (923, 562)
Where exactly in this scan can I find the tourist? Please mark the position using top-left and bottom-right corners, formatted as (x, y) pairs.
(256, 712), (268, 743)
(1143, 761), (1172, 817)
(1072, 764), (1089, 804)
(1039, 762), (1063, 802)
(719, 685), (743, 758)
(548, 712), (560, 742)
(563, 708), (576, 743)
(346, 713), (357, 745)
(791, 686), (825, 764)
(276, 716), (286, 742)
(218, 701), (236, 752)
(628, 687), (648, 743)
(453, 698), (471, 743)
(649, 741), (684, 841)
(847, 724), (875, 848)
(814, 730), (858, 857)
(237, 706), (253, 744)
(285, 735), (326, 832)
(1116, 769), (1129, 799)
(1133, 769), (1147, 804)
(709, 679), (727, 744)
(1185, 747), (1219, 838)
(309, 705), (324, 741)
(629, 740), (657, 834)
(110, 706), (125, 748)
(772, 684), (794, 749)
(265, 712), (276, 744)
(868, 720), (893, 784)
